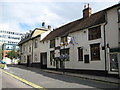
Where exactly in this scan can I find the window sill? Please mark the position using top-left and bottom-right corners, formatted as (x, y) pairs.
(88, 38), (101, 41)
(91, 60), (101, 61)
(50, 47), (54, 48)
(78, 60), (83, 62)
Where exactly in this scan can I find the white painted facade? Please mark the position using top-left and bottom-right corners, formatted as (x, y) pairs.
(45, 24), (106, 71)
(105, 5), (120, 75)
(65, 25), (105, 70)
(19, 27), (51, 67)
(41, 4), (120, 76)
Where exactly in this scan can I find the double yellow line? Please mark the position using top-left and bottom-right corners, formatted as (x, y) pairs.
(2, 70), (45, 90)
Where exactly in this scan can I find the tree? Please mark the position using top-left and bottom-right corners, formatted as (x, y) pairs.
(0, 49), (3, 60)
(6, 50), (19, 60)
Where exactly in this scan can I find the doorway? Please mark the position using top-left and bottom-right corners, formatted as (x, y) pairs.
(27, 55), (31, 67)
(110, 53), (118, 72)
(40, 52), (47, 69)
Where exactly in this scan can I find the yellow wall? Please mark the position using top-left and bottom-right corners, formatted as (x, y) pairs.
(32, 29), (46, 37)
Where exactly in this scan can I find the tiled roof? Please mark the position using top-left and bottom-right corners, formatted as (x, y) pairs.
(18, 34), (32, 45)
(18, 27), (49, 45)
(42, 10), (105, 41)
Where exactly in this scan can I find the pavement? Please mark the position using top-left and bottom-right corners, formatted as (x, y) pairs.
(43, 69), (120, 84)
(9, 65), (119, 85)
(2, 72), (33, 88)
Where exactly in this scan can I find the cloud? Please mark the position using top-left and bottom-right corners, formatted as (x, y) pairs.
(1, 0), (119, 2)
(0, 1), (119, 32)
(0, 2), (70, 32)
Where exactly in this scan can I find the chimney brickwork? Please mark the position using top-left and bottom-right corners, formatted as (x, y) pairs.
(83, 4), (92, 18)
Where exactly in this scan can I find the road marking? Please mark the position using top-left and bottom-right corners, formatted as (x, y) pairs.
(2, 70), (46, 90)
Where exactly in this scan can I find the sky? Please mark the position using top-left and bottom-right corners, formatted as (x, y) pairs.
(0, 0), (120, 33)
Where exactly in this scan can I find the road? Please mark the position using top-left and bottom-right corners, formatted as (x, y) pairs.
(1, 65), (119, 89)
(0, 70), (34, 89)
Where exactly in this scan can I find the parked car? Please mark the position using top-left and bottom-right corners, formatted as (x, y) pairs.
(0, 60), (6, 64)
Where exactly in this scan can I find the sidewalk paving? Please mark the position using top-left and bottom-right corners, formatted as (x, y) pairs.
(43, 69), (120, 84)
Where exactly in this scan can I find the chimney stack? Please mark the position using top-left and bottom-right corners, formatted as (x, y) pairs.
(42, 22), (45, 27)
(48, 25), (51, 30)
(84, 4), (86, 9)
(83, 3), (92, 18)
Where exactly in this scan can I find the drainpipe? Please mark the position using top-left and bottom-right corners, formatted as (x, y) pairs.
(103, 11), (107, 74)
(32, 40), (33, 67)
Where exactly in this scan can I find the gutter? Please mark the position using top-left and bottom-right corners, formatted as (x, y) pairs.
(103, 11), (107, 72)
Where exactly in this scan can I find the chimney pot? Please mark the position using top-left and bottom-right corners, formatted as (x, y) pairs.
(48, 25), (51, 30)
(88, 3), (90, 8)
(84, 4), (86, 9)
(42, 22), (45, 27)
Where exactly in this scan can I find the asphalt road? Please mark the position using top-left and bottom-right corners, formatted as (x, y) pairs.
(1, 70), (33, 89)
(2, 65), (120, 89)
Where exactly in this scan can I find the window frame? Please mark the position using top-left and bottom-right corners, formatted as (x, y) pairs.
(118, 8), (120, 22)
(60, 48), (70, 61)
(34, 54), (37, 62)
(50, 39), (55, 48)
(88, 26), (101, 40)
(34, 39), (37, 48)
(78, 47), (83, 61)
(61, 36), (68, 43)
(50, 51), (55, 66)
(90, 43), (100, 61)
(29, 46), (31, 52)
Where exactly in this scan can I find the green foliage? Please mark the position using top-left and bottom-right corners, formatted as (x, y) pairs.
(0, 64), (5, 69)
(0, 49), (3, 60)
(6, 50), (18, 60)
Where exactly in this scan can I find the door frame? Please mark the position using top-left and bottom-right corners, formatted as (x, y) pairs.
(40, 52), (47, 69)
(108, 52), (119, 74)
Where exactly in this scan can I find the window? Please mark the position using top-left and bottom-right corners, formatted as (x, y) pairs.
(60, 48), (69, 61)
(23, 45), (26, 53)
(50, 51), (55, 66)
(24, 56), (26, 62)
(50, 39), (55, 48)
(88, 26), (101, 40)
(118, 9), (120, 22)
(119, 29), (120, 43)
(29, 46), (31, 52)
(78, 47), (83, 61)
(61, 36), (67, 43)
(34, 54), (37, 62)
(90, 43), (100, 60)
(20, 46), (22, 52)
(34, 39), (37, 48)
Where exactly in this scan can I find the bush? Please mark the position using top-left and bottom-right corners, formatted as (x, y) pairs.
(0, 64), (5, 69)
